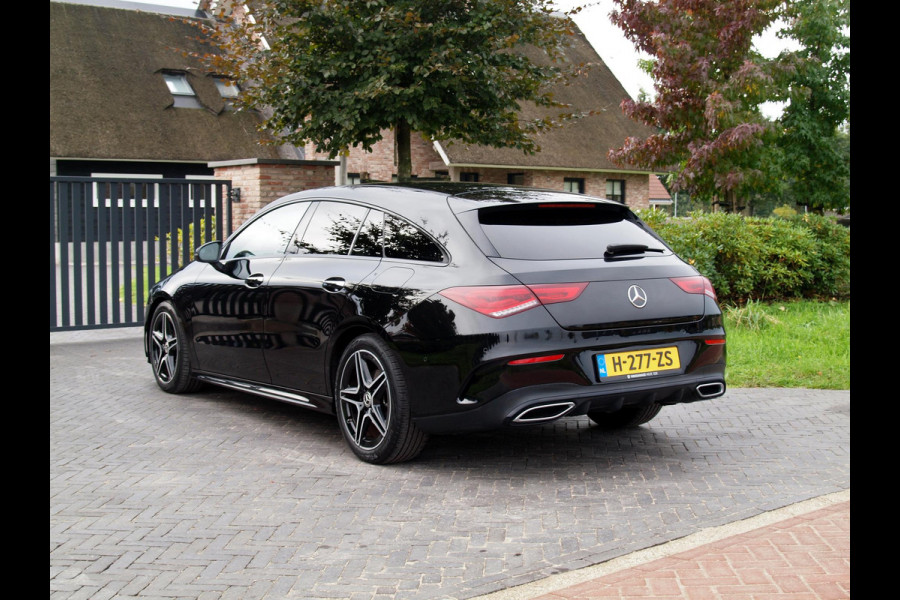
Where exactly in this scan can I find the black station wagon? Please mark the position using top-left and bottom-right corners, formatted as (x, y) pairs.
(145, 183), (726, 463)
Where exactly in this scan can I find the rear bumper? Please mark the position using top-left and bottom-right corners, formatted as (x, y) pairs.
(395, 297), (726, 434)
(412, 369), (726, 434)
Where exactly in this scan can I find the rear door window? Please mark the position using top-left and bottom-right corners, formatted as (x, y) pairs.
(293, 201), (369, 255)
(350, 209), (384, 257)
(383, 214), (446, 263)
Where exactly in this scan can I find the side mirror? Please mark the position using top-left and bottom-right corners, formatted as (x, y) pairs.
(195, 240), (223, 263)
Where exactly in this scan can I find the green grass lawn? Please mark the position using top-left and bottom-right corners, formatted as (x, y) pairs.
(723, 300), (849, 389)
(120, 266), (163, 303)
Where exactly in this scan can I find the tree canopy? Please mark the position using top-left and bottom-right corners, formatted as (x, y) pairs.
(607, 0), (849, 213)
(191, 0), (582, 181)
(774, 0), (850, 212)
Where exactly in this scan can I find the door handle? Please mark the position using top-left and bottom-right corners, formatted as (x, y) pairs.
(244, 274), (265, 288)
(322, 277), (347, 293)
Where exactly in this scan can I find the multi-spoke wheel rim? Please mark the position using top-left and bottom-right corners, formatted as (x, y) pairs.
(338, 349), (391, 450)
(151, 311), (178, 384)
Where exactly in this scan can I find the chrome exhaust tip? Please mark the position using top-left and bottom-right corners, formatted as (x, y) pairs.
(512, 402), (576, 424)
(696, 382), (726, 399)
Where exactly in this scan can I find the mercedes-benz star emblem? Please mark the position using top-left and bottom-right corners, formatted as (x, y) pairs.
(627, 284), (648, 308)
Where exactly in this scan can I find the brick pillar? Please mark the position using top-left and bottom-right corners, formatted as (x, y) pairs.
(208, 158), (340, 230)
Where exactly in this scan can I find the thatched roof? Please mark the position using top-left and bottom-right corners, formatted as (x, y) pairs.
(436, 26), (656, 172)
(50, 1), (284, 162)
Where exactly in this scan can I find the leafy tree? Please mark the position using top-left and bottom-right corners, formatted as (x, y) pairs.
(606, 0), (850, 214)
(774, 0), (850, 213)
(607, 0), (783, 209)
(191, 0), (581, 181)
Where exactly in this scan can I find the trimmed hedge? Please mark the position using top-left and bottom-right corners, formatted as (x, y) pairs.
(636, 209), (850, 304)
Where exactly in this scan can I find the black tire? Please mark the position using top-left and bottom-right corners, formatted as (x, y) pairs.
(148, 301), (202, 394)
(335, 334), (428, 464)
(587, 403), (662, 429)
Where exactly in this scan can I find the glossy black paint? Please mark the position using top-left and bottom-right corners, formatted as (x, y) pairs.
(145, 183), (726, 458)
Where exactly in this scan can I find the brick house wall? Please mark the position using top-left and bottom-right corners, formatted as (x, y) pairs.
(306, 134), (653, 210)
(452, 168), (651, 209)
(306, 132), (446, 181)
(209, 158), (339, 229)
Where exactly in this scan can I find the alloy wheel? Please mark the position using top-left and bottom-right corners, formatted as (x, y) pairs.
(151, 311), (178, 384)
(338, 349), (391, 450)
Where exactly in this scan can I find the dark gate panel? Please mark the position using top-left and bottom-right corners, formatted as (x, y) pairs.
(50, 176), (233, 331)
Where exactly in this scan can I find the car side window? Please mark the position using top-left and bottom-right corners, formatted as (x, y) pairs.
(223, 202), (309, 260)
(350, 209), (384, 257)
(294, 201), (370, 256)
(383, 214), (445, 262)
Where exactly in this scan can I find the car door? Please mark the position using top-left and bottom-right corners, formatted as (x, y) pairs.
(188, 201), (311, 382)
(263, 201), (383, 395)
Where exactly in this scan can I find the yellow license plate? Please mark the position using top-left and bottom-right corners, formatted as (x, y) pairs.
(596, 346), (680, 379)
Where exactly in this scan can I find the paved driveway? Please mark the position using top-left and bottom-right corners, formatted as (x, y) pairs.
(50, 331), (850, 599)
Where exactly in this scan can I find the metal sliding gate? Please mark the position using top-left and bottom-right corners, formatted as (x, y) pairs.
(50, 176), (233, 331)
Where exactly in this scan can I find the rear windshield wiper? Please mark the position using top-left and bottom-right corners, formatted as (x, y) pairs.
(604, 244), (666, 258)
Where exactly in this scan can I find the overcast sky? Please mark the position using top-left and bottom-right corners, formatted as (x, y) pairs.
(124, 0), (802, 116)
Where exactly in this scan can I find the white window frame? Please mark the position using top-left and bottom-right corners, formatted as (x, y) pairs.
(162, 72), (202, 108)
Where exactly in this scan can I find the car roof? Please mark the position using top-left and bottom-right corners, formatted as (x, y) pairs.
(269, 182), (624, 215)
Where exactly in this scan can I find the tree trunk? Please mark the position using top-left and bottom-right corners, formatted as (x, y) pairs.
(395, 118), (412, 182)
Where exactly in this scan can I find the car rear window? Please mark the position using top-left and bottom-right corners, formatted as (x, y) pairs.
(475, 203), (665, 260)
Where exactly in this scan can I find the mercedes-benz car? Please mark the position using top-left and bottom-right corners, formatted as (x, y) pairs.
(144, 183), (726, 464)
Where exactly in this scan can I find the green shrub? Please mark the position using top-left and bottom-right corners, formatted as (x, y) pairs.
(635, 209), (849, 303)
(787, 213), (851, 298)
(158, 216), (217, 270)
(772, 204), (798, 218)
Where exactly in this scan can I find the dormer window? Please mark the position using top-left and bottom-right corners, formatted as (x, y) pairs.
(162, 72), (201, 108)
(213, 77), (239, 109)
(214, 78), (239, 99)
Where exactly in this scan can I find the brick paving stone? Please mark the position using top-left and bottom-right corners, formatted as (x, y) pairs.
(51, 333), (849, 599)
(524, 502), (849, 600)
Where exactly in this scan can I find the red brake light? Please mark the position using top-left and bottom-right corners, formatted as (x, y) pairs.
(439, 286), (539, 318)
(439, 283), (588, 318)
(529, 282), (589, 305)
(670, 276), (717, 301)
(537, 203), (592, 208)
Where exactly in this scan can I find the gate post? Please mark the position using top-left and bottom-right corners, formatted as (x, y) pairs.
(208, 158), (340, 230)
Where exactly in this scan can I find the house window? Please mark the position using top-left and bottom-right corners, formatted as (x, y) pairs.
(563, 178), (585, 194)
(460, 172), (479, 182)
(507, 173), (524, 185)
(606, 179), (625, 203)
(213, 77), (239, 109)
(347, 173), (362, 185)
(162, 72), (201, 108)
(214, 78), (239, 99)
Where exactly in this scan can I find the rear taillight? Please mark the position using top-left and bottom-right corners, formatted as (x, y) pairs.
(530, 282), (589, 304)
(439, 283), (588, 318)
(670, 276), (717, 301)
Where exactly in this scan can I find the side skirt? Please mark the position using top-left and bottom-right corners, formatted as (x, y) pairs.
(195, 374), (335, 414)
